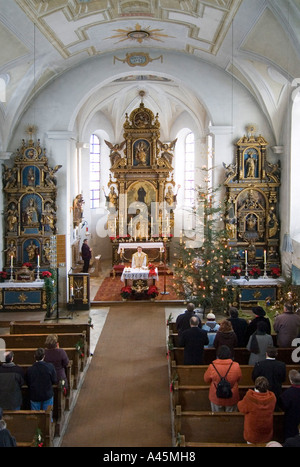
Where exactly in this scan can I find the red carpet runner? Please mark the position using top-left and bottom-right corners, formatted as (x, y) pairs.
(93, 274), (180, 302)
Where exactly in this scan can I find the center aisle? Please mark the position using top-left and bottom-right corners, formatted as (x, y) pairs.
(60, 303), (173, 447)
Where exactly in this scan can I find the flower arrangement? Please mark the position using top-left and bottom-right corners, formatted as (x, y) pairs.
(148, 263), (157, 276)
(33, 428), (44, 447)
(120, 286), (132, 299)
(42, 271), (52, 278)
(22, 262), (33, 270)
(230, 266), (242, 279)
(249, 266), (261, 278)
(0, 271), (8, 282)
(270, 267), (281, 278)
(147, 285), (159, 298)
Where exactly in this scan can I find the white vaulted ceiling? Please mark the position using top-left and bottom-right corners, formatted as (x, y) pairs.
(0, 0), (299, 148)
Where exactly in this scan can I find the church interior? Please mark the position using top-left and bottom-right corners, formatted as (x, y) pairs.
(0, 0), (300, 448)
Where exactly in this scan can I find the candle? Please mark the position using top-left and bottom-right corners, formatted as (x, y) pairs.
(264, 250), (267, 264)
(10, 255), (13, 268)
(37, 255), (40, 267)
(245, 250), (248, 265)
(70, 286), (74, 296)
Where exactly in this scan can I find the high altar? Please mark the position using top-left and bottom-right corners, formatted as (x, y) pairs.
(223, 126), (282, 305)
(103, 92), (177, 266)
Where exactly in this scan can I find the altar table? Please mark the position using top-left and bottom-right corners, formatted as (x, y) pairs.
(0, 281), (45, 311)
(226, 276), (284, 305)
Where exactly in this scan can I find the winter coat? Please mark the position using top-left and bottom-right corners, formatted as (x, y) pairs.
(213, 330), (238, 357)
(237, 389), (276, 444)
(178, 327), (209, 365)
(204, 358), (242, 407)
(246, 333), (273, 365)
(0, 420), (16, 447)
(202, 321), (220, 347)
(273, 312), (300, 347)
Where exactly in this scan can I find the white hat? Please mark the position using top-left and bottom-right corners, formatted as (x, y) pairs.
(207, 313), (215, 320)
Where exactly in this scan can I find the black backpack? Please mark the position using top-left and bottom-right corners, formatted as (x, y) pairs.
(212, 362), (233, 399)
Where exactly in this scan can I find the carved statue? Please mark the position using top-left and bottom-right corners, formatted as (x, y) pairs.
(23, 197), (39, 226)
(104, 140), (126, 167)
(44, 164), (62, 187)
(26, 241), (37, 261)
(158, 139), (177, 165)
(245, 152), (257, 178)
(42, 202), (56, 231)
(7, 203), (18, 232)
(73, 194), (84, 227)
(135, 141), (148, 166)
(3, 165), (17, 189)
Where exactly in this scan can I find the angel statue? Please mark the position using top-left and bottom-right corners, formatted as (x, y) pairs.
(3, 165), (18, 189)
(104, 140), (126, 167)
(44, 164), (62, 187)
(157, 139), (177, 165)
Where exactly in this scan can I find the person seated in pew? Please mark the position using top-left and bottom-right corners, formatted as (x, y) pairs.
(202, 312), (220, 348)
(0, 407), (16, 447)
(278, 370), (300, 441)
(237, 376), (277, 445)
(0, 351), (25, 379)
(44, 334), (69, 390)
(204, 344), (242, 413)
(176, 303), (202, 335)
(247, 321), (274, 365)
(213, 319), (238, 358)
(251, 346), (286, 407)
(178, 315), (209, 365)
(227, 306), (248, 347)
(26, 348), (57, 411)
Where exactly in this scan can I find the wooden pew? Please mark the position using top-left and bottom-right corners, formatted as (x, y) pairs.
(0, 347), (81, 389)
(1, 331), (87, 349)
(174, 406), (285, 446)
(10, 321), (92, 357)
(21, 385), (66, 437)
(172, 383), (289, 412)
(0, 332), (88, 368)
(169, 346), (296, 365)
(171, 362), (300, 386)
(3, 408), (53, 447)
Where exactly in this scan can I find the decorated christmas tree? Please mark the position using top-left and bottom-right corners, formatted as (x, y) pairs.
(174, 167), (233, 314)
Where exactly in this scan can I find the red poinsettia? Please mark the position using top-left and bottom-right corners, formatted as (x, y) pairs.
(270, 267), (281, 278)
(41, 271), (52, 278)
(0, 271), (8, 280)
(120, 286), (132, 298)
(148, 263), (157, 276)
(147, 285), (159, 298)
(230, 266), (242, 278)
(249, 267), (261, 278)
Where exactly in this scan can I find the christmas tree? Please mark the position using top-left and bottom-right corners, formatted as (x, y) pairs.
(174, 167), (233, 314)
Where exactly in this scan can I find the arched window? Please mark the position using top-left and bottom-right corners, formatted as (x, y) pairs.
(89, 134), (101, 209)
(184, 132), (195, 205)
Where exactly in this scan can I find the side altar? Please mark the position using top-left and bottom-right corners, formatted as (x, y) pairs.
(223, 126), (282, 306)
(103, 92), (178, 266)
